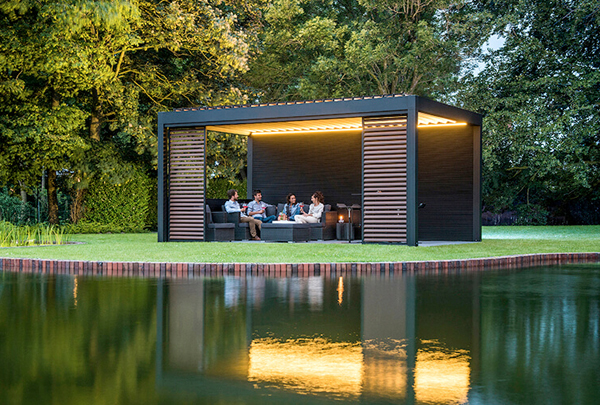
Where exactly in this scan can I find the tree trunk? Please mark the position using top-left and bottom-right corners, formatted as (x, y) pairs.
(47, 170), (59, 225)
(19, 182), (27, 203)
(18, 181), (28, 223)
(90, 88), (101, 141)
(70, 187), (86, 224)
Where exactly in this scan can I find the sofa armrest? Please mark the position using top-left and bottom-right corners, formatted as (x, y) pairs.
(212, 211), (228, 223)
(266, 205), (277, 217)
(226, 212), (242, 223)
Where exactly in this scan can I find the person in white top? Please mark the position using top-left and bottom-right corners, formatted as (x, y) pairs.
(294, 191), (324, 224)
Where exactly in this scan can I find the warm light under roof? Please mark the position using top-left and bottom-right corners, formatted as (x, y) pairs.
(207, 113), (465, 136)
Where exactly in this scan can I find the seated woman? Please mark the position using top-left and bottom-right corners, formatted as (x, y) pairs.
(281, 193), (301, 221)
(294, 191), (324, 224)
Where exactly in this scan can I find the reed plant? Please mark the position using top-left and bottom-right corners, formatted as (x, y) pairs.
(0, 222), (70, 247)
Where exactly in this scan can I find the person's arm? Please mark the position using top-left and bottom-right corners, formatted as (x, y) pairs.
(247, 201), (263, 216)
(224, 200), (241, 213)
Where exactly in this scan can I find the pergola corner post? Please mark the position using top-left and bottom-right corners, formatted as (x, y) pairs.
(406, 105), (418, 247)
(157, 117), (166, 242)
(247, 135), (253, 199)
(473, 125), (482, 241)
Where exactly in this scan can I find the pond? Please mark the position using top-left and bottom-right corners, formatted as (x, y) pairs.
(1, 265), (599, 405)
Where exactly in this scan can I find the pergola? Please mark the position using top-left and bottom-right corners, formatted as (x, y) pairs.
(157, 94), (482, 245)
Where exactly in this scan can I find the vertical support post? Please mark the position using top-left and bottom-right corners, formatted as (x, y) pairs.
(247, 135), (253, 199)
(361, 129), (365, 243)
(204, 128), (208, 241)
(473, 125), (482, 241)
(406, 105), (418, 246)
(157, 117), (165, 242)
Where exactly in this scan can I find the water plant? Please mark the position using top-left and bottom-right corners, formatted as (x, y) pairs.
(0, 222), (70, 247)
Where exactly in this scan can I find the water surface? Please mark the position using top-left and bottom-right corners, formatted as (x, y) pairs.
(1, 265), (599, 404)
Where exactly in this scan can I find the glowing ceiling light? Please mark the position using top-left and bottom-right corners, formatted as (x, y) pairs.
(417, 122), (467, 128)
(251, 126), (363, 135)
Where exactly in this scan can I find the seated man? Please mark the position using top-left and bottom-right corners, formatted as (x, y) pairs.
(247, 189), (277, 223)
(224, 189), (262, 240)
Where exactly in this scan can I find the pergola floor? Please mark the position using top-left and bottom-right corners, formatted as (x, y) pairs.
(222, 240), (477, 246)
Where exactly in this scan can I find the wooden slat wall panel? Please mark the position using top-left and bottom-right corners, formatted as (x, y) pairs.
(362, 116), (408, 243)
(168, 128), (205, 241)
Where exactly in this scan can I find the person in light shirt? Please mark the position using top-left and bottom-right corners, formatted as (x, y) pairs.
(247, 189), (277, 223)
(294, 191), (324, 224)
(224, 189), (262, 240)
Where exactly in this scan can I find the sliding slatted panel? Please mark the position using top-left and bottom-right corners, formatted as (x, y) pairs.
(168, 128), (205, 241)
(362, 116), (408, 243)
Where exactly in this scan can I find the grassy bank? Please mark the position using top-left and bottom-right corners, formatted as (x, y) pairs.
(1, 226), (599, 264)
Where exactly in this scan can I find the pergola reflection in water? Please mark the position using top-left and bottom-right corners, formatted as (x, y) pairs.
(156, 276), (475, 404)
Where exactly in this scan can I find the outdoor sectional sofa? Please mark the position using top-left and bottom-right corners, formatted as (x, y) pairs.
(221, 204), (337, 242)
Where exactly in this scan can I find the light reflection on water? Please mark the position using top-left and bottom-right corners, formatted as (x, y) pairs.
(248, 338), (363, 398)
(1, 265), (599, 404)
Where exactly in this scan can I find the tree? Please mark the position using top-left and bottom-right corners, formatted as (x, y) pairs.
(244, 0), (486, 101)
(459, 0), (600, 223)
(1, 0), (258, 223)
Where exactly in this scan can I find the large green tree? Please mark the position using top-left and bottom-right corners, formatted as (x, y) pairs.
(460, 0), (600, 223)
(244, 0), (486, 101)
(0, 0), (256, 223)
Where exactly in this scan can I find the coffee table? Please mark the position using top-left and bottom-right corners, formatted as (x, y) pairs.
(261, 221), (310, 242)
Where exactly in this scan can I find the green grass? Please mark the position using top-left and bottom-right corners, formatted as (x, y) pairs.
(1, 226), (599, 264)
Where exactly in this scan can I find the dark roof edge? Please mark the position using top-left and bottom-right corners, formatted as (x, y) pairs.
(416, 96), (483, 126)
(171, 94), (409, 113)
(159, 95), (482, 127)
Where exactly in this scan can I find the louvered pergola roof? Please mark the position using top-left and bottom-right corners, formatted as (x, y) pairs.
(206, 113), (461, 136)
(160, 94), (482, 129)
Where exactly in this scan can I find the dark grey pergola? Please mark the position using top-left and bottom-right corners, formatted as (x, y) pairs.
(157, 94), (483, 246)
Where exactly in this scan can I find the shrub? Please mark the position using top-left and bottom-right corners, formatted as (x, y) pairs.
(515, 204), (549, 225)
(145, 178), (158, 231)
(82, 167), (153, 232)
(567, 198), (600, 225)
(0, 188), (36, 225)
(206, 178), (247, 199)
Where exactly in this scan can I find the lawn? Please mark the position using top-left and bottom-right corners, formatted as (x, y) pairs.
(1, 226), (599, 264)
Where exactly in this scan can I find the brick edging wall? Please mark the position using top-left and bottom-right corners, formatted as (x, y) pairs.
(1, 253), (599, 278)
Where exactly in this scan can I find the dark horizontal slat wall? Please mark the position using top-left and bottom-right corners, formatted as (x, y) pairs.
(362, 116), (408, 243)
(417, 125), (474, 241)
(168, 128), (205, 241)
(251, 131), (362, 206)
